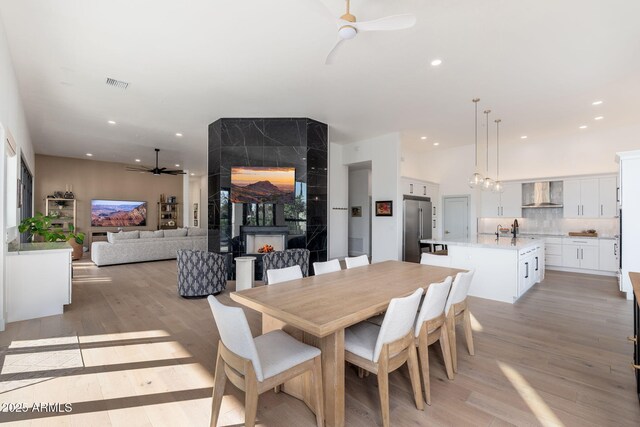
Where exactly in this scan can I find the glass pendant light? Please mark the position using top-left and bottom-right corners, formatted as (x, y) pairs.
(481, 109), (495, 191)
(468, 98), (483, 188)
(493, 118), (505, 193)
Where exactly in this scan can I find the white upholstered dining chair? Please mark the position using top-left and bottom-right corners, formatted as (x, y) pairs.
(266, 265), (303, 285)
(344, 254), (369, 269)
(445, 269), (476, 373)
(313, 259), (342, 276)
(344, 288), (425, 427)
(207, 295), (324, 427)
(414, 277), (454, 405)
(420, 252), (452, 268)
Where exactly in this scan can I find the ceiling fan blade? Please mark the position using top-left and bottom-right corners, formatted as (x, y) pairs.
(126, 167), (151, 172)
(159, 167), (167, 171)
(325, 38), (346, 65)
(162, 170), (186, 175)
(353, 14), (416, 32)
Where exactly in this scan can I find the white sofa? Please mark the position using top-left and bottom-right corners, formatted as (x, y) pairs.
(91, 228), (207, 266)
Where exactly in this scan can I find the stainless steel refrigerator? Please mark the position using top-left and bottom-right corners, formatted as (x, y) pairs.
(403, 197), (433, 263)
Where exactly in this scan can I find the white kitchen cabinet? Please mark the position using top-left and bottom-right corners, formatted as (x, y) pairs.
(561, 238), (599, 270)
(545, 237), (563, 267)
(480, 182), (521, 218)
(518, 248), (537, 296)
(534, 245), (544, 282)
(598, 239), (618, 272)
(402, 178), (439, 234)
(563, 178), (600, 218)
(598, 176), (618, 218)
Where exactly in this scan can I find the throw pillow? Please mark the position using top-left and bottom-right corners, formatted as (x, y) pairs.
(107, 230), (140, 243)
(164, 228), (188, 238)
(140, 230), (164, 239)
(187, 227), (207, 237)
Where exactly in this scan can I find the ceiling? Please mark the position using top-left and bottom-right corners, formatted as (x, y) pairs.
(1, 0), (639, 175)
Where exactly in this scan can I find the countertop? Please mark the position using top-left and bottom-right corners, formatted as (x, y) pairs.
(8, 241), (73, 254)
(479, 233), (617, 240)
(421, 235), (544, 250)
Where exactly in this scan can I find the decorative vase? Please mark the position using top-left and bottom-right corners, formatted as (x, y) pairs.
(69, 239), (83, 261)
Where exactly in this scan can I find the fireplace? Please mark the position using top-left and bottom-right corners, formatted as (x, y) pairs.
(240, 226), (288, 254)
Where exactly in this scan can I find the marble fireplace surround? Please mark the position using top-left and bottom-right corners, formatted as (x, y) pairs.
(208, 118), (328, 272)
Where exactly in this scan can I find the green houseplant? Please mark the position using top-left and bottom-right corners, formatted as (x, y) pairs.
(19, 212), (85, 260)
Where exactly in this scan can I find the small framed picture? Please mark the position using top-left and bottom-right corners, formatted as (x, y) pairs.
(375, 200), (393, 217)
(351, 206), (362, 217)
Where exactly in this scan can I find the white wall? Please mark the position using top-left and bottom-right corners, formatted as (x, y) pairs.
(0, 14), (35, 331)
(348, 168), (371, 257)
(330, 133), (402, 262)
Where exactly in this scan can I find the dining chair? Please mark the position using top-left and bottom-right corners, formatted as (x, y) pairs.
(266, 265), (303, 285)
(313, 259), (342, 276)
(344, 288), (424, 427)
(445, 270), (476, 373)
(262, 249), (310, 284)
(414, 277), (454, 405)
(420, 252), (451, 268)
(207, 295), (324, 427)
(345, 254), (369, 269)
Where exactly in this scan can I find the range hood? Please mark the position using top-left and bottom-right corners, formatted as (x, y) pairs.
(521, 181), (563, 208)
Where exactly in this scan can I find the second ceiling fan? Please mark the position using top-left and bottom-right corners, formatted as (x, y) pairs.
(126, 149), (186, 176)
(325, 0), (417, 64)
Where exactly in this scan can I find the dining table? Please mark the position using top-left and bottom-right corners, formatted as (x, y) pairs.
(231, 260), (466, 427)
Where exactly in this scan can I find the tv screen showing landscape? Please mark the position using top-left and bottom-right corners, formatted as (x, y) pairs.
(91, 200), (147, 227)
(231, 167), (295, 204)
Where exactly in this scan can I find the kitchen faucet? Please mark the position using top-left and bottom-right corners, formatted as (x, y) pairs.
(512, 219), (519, 238)
(496, 224), (502, 239)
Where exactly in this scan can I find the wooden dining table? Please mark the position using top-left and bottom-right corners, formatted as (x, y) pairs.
(231, 260), (465, 427)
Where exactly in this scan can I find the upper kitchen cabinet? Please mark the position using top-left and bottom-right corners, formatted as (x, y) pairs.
(598, 176), (618, 218)
(563, 178), (599, 218)
(480, 182), (521, 217)
(563, 176), (617, 218)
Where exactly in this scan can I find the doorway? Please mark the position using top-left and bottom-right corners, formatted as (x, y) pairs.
(443, 195), (469, 240)
(347, 161), (372, 258)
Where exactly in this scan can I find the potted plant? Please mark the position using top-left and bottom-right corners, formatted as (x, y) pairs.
(19, 213), (85, 260)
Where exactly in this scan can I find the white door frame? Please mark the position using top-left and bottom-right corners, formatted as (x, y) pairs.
(442, 195), (470, 239)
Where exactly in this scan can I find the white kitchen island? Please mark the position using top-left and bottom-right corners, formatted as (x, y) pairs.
(420, 235), (545, 303)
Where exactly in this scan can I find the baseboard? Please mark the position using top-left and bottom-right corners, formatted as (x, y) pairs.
(0, 316), (5, 332)
(546, 266), (617, 277)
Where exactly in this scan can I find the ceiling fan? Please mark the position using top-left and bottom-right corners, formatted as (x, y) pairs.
(126, 149), (186, 176)
(325, 0), (416, 64)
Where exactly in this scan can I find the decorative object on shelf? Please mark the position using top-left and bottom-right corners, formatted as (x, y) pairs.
(481, 109), (495, 191)
(158, 196), (180, 229)
(257, 244), (274, 254)
(63, 184), (75, 199)
(53, 191), (64, 198)
(468, 98), (484, 188)
(351, 206), (362, 217)
(18, 213), (85, 260)
(375, 200), (393, 217)
(493, 118), (505, 193)
(45, 197), (76, 234)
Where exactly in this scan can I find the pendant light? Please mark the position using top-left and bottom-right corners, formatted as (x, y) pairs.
(468, 98), (483, 188)
(481, 109), (495, 191)
(493, 118), (504, 193)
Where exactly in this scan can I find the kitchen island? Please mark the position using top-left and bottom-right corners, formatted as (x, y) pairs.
(420, 235), (545, 303)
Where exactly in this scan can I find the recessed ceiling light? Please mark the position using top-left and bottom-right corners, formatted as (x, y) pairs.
(86, 153), (93, 157)
(135, 159), (141, 162)
(579, 125), (588, 129)
(592, 100), (603, 106)
(420, 136), (427, 140)
(175, 164), (180, 167)
(433, 142), (440, 146)
(430, 59), (442, 67)
(190, 173), (195, 176)
(520, 135), (528, 139)
(594, 116), (604, 120)
(107, 120), (116, 125)
(175, 133), (183, 137)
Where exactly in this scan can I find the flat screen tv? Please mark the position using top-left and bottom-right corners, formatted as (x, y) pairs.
(91, 199), (147, 227)
(231, 167), (295, 204)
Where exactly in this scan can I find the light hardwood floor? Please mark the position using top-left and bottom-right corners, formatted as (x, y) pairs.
(1, 259), (639, 426)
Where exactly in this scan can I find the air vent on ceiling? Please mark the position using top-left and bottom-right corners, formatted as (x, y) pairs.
(106, 77), (129, 89)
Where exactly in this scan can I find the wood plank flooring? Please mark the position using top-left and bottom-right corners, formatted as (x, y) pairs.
(0, 259), (639, 426)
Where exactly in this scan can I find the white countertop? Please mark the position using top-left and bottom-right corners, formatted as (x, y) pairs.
(479, 233), (617, 240)
(421, 235), (544, 250)
(7, 241), (73, 255)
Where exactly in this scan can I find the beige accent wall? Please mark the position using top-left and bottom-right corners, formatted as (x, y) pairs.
(35, 155), (183, 238)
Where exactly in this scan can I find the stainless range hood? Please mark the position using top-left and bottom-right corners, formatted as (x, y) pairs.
(521, 181), (563, 208)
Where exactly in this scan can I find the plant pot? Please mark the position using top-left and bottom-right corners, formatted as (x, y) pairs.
(69, 239), (83, 261)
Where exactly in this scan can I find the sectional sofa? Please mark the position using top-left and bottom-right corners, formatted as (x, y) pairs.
(91, 228), (207, 266)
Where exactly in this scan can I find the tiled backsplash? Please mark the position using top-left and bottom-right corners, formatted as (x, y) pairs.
(479, 215), (618, 237)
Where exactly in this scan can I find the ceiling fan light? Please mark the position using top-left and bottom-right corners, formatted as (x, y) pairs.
(338, 25), (357, 40)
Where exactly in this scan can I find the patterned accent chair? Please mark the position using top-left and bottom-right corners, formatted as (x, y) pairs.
(177, 250), (227, 297)
(262, 249), (310, 285)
